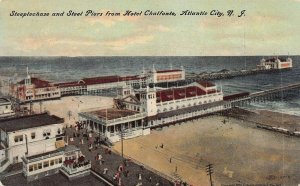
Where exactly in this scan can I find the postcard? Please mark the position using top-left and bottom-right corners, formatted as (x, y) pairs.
(0, 0), (299, 185)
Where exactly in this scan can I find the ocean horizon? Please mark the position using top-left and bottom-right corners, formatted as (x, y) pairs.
(0, 56), (299, 116)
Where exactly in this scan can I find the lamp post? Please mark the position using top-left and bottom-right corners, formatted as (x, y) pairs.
(121, 124), (124, 158)
(206, 163), (214, 186)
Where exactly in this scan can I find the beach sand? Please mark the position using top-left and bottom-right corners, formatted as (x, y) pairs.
(113, 112), (300, 186)
(31, 96), (114, 126)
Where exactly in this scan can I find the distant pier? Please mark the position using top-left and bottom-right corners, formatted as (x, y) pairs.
(186, 68), (291, 81)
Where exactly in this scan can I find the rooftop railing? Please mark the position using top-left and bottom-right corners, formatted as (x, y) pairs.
(61, 162), (91, 175)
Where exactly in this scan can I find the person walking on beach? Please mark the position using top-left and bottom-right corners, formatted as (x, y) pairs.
(169, 157), (172, 163)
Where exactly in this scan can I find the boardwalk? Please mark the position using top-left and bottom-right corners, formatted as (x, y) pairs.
(65, 127), (177, 186)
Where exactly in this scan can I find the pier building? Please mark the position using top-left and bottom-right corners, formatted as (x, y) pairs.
(78, 81), (230, 142)
(10, 71), (61, 103)
(10, 66), (183, 103)
(257, 57), (293, 70)
(145, 65), (185, 84)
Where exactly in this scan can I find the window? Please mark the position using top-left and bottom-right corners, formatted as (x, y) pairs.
(50, 160), (54, 166)
(38, 163), (42, 169)
(33, 164), (38, 171)
(29, 165), (33, 172)
(43, 129), (51, 137)
(31, 132), (36, 139)
(43, 161), (49, 168)
(55, 159), (59, 164)
(14, 135), (23, 143)
(58, 158), (62, 163)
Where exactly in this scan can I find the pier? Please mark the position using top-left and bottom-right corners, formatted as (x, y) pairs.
(152, 68), (292, 89)
(186, 68), (291, 81)
(224, 82), (300, 106)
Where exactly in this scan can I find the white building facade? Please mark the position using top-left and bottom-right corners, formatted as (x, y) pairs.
(0, 98), (15, 118)
(0, 113), (65, 172)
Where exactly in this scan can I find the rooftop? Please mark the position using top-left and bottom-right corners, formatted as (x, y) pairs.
(198, 81), (216, 88)
(156, 69), (182, 73)
(0, 113), (64, 132)
(81, 75), (122, 85)
(25, 147), (64, 161)
(54, 81), (82, 87)
(265, 57), (287, 62)
(156, 85), (218, 103)
(19, 78), (52, 88)
(89, 108), (138, 120)
(0, 98), (10, 104)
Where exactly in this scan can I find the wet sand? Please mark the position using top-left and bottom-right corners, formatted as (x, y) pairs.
(113, 112), (300, 186)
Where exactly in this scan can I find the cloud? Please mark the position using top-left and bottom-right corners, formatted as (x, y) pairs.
(17, 37), (96, 52)
(15, 32), (154, 55)
(103, 35), (154, 50)
(145, 25), (172, 32)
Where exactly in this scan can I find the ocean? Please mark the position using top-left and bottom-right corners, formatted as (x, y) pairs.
(0, 56), (299, 115)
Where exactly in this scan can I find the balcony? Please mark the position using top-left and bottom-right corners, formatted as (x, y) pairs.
(61, 160), (91, 180)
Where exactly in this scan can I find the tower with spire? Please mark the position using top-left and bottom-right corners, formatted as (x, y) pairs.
(25, 66), (31, 85)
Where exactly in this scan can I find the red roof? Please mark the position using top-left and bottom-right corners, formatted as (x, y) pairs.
(156, 85), (217, 103)
(198, 81), (215, 88)
(81, 76), (121, 85)
(81, 75), (145, 85)
(156, 69), (182, 73)
(54, 81), (81, 87)
(120, 75), (144, 81)
(19, 78), (52, 88)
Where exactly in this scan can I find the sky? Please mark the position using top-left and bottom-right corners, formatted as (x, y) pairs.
(0, 0), (299, 56)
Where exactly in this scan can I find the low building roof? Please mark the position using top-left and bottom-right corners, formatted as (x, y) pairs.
(156, 85), (218, 103)
(19, 78), (53, 88)
(54, 81), (81, 87)
(81, 76), (122, 85)
(198, 81), (216, 88)
(0, 98), (10, 104)
(89, 108), (138, 120)
(156, 69), (182, 73)
(25, 148), (64, 162)
(0, 113), (64, 132)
